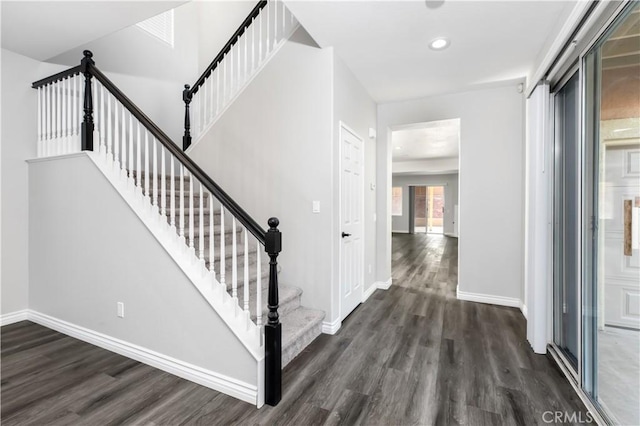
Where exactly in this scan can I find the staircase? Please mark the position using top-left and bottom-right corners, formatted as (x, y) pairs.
(28, 0), (321, 403)
(140, 173), (324, 366)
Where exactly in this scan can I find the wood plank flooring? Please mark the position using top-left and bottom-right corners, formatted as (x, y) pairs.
(1, 233), (587, 425)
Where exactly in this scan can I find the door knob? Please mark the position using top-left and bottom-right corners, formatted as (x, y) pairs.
(342, 232), (351, 238)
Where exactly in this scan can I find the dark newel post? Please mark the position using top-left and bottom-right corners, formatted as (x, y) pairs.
(182, 84), (192, 151)
(80, 50), (95, 151)
(265, 217), (282, 406)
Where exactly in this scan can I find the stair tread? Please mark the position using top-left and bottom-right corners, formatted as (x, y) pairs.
(281, 306), (325, 349)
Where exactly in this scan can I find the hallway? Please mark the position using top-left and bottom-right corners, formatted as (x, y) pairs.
(1, 234), (587, 425)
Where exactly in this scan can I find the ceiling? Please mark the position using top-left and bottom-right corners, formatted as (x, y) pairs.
(1, 1), (185, 61)
(391, 119), (460, 175)
(392, 119), (460, 161)
(285, 0), (576, 102)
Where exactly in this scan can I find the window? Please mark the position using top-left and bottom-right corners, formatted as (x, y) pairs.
(392, 187), (402, 216)
(136, 10), (174, 48)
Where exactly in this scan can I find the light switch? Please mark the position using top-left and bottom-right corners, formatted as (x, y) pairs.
(312, 201), (320, 213)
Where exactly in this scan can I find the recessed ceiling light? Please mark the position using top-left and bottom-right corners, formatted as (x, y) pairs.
(429, 37), (450, 50)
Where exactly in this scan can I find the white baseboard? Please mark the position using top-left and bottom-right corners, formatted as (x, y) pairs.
(27, 310), (258, 405)
(392, 229), (409, 233)
(362, 283), (377, 302)
(322, 317), (341, 335)
(376, 277), (392, 290)
(444, 232), (458, 238)
(520, 303), (528, 319)
(456, 289), (521, 309)
(0, 309), (29, 326)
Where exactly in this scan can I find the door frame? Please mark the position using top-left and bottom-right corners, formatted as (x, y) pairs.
(338, 121), (365, 321)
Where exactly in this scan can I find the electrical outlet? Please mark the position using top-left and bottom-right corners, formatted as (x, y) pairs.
(117, 302), (125, 318)
(312, 201), (320, 213)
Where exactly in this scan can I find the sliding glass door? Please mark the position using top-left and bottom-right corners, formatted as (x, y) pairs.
(551, 3), (639, 424)
(553, 71), (582, 371)
(583, 3), (640, 424)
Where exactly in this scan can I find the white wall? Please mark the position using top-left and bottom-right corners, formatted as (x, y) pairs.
(391, 173), (459, 235)
(332, 55), (378, 308)
(28, 154), (257, 386)
(1, 49), (65, 316)
(188, 28), (335, 320)
(378, 83), (526, 302)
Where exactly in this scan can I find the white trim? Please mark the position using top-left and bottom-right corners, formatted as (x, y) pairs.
(548, 346), (608, 426)
(444, 232), (458, 238)
(26, 152), (86, 163)
(376, 277), (392, 290)
(322, 317), (341, 335)
(0, 309), (29, 326)
(362, 283), (377, 302)
(67, 152), (263, 361)
(392, 229), (409, 233)
(27, 310), (259, 405)
(521, 303), (528, 320)
(526, 1), (593, 97)
(456, 289), (521, 309)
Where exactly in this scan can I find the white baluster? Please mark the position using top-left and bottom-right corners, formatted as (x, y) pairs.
(209, 194), (215, 277)
(170, 156), (176, 228)
(266, 1), (271, 54)
(189, 171), (194, 251)
(136, 121), (141, 194)
(223, 53), (228, 105)
(73, 75), (78, 147)
(45, 83), (50, 155)
(128, 113), (133, 181)
(220, 208), (226, 290)
(274, 0), (279, 44)
(161, 145), (166, 217)
(121, 105), (127, 178)
(232, 217), (238, 301)
(202, 81), (208, 130)
(199, 182), (204, 262)
(105, 92), (111, 161)
(52, 82), (57, 153)
(63, 78), (68, 153)
(179, 165), (185, 241)
(281, 0), (286, 41)
(77, 75), (82, 151)
(114, 102), (120, 169)
(144, 130), (149, 202)
(259, 7), (264, 62)
(216, 68), (221, 116)
(252, 17), (256, 73)
(243, 228), (249, 319)
(37, 87), (42, 157)
(91, 79), (97, 153)
(152, 137), (158, 212)
(256, 240), (262, 332)
(100, 86), (106, 156)
(58, 80), (62, 153)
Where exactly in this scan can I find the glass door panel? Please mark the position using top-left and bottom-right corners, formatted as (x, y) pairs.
(584, 3), (640, 424)
(553, 72), (581, 370)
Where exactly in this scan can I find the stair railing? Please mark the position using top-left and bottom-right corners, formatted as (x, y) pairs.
(32, 50), (283, 406)
(182, 0), (299, 150)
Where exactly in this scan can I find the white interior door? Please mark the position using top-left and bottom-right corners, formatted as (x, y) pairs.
(340, 124), (364, 320)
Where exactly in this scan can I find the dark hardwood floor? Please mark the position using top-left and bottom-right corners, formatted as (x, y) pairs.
(1, 233), (587, 425)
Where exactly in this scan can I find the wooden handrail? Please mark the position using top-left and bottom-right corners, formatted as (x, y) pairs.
(32, 66), (81, 88)
(189, 0), (267, 96)
(88, 64), (267, 244)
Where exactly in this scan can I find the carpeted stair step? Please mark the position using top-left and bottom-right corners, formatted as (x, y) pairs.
(281, 307), (325, 367)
